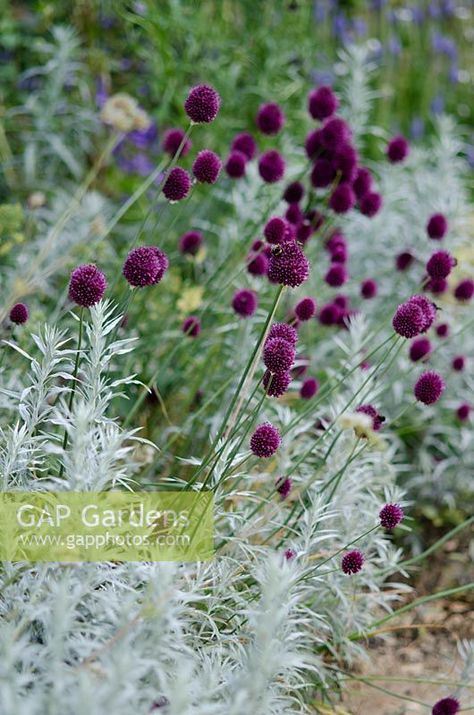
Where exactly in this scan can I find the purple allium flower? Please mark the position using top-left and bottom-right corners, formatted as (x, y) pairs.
(392, 301), (424, 338)
(231, 132), (257, 160)
(410, 337), (432, 362)
(311, 159), (336, 188)
(427, 277), (448, 295)
(356, 404), (385, 431)
(250, 421), (281, 458)
(263, 369), (292, 397)
(329, 184), (356, 214)
(387, 135), (410, 163)
(268, 241), (310, 287)
(192, 149), (222, 184)
(332, 143), (358, 182)
(285, 203), (303, 226)
(182, 315), (201, 337)
(247, 251), (269, 276)
(379, 503), (404, 530)
(305, 128), (325, 159)
(456, 403), (470, 421)
(321, 117), (351, 150)
(319, 302), (342, 326)
(452, 355), (465, 371)
(353, 167), (372, 199)
(334, 294), (349, 310)
(414, 370), (445, 404)
(300, 377), (319, 399)
(263, 337), (296, 373)
(225, 150), (247, 178)
(361, 279), (377, 299)
(408, 295), (437, 332)
(268, 322), (298, 345)
(295, 297), (316, 321)
(123, 246), (168, 287)
(296, 221), (312, 244)
(232, 289), (258, 317)
(432, 697), (460, 715)
(179, 230), (203, 255)
(341, 549), (364, 575)
(325, 264), (348, 288)
(256, 102), (285, 135)
(162, 128), (192, 157)
(284, 548), (296, 561)
(436, 322), (449, 338)
(276, 476), (292, 500)
(264, 217), (291, 245)
(360, 191), (383, 217)
(69, 264), (107, 307)
(308, 85), (339, 120)
(258, 150), (286, 183)
(283, 181), (304, 204)
(163, 167), (191, 201)
(427, 213), (448, 240)
(184, 84), (220, 123)
(9, 303), (29, 325)
(396, 251), (414, 271)
(454, 278), (474, 302)
(426, 250), (455, 279)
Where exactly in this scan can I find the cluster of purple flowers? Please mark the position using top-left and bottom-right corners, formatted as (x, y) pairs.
(261, 322), (298, 398)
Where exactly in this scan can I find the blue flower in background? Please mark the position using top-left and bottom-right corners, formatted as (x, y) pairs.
(388, 35), (402, 57)
(431, 95), (445, 115)
(448, 63), (459, 84)
(410, 117), (425, 140)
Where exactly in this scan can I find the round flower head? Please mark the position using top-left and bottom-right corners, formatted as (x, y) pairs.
(263, 337), (296, 373)
(69, 264), (107, 307)
(311, 159), (335, 189)
(264, 217), (289, 245)
(396, 251), (414, 271)
(296, 221), (312, 244)
(123, 246), (168, 287)
(356, 404), (385, 431)
(454, 278), (474, 302)
(325, 264), (348, 288)
(360, 191), (383, 217)
(225, 150), (247, 179)
(392, 301), (424, 338)
(329, 184), (356, 214)
(256, 102), (285, 135)
(192, 150), (222, 184)
(379, 503), (404, 530)
(263, 369), (291, 397)
(283, 181), (304, 204)
(353, 167), (372, 199)
(427, 277), (448, 295)
(232, 289), (258, 318)
(285, 203), (302, 226)
(332, 143), (358, 182)
(247, 251), (269, 276)
(361, 279), (377, 299)
(250, 422), (281, 458)
(334, 294), (349, 310)
(268, 241), (310, 287)
(456, 403), (470, 421)
(258, 150), (286, 183)
(9, 303), (29, 325)
(179, 231), (203, 256)
(452, 355), (465, 371)
(305, 128), (325, 159)
(436, 322), (449, 338)
(410, 337), (432, 362)
(408, 295), (437, 332)
(231, 132), (257, 160)
(163, 167), (191, 201)
(414, 370), (445, 405)
(319, 302), (342, 326)
(387, 135), (410, 163)
(308, 85), (338, 120)
(295, 297), (316, 321)
(300, 377), (319, 400)
(427, 212), (448, 240)
(341, 549), (364, 575)
(268, 322), (298, 345)
(426, 250), (455, 279)
(182, 315), (201, 338)
(184, 84), (220, 123)
(276, 476), (292, 500)
(162, 128), (192, 157)
(321, 117), (351, 150)
(329, 242), (347, 263)
(432, 697), (460, 715)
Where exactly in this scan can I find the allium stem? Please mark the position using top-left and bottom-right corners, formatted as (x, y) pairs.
(58, 307), (84, 478)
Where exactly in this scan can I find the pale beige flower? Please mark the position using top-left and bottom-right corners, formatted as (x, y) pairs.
(100, 93), (150, 133)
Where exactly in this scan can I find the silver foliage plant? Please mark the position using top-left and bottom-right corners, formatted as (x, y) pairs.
(0, 40), (473, 714)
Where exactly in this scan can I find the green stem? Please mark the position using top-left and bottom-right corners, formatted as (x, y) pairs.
(58, 307), (84, 478)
